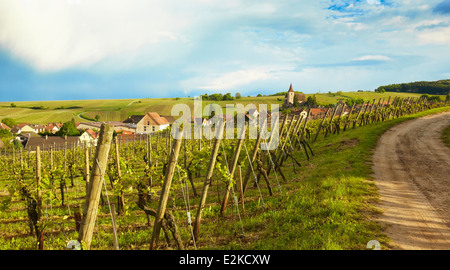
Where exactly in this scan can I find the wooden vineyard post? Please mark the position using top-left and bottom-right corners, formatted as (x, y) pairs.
(78, 124), (114, 250)
(84, 147), (90, 195)
(50, 146), (53, 170)
(353, 103), (365, 129)
(149, 131), (183, 250)
(296, 108), (311, 146)
(334, 104), (346, 134)
(325, 104), (339, 137)
(220, 135), (244, 216)
(20, 148), (23, 172)
(238, 165), (245, 214)
(241, 119), (266, 195)
(36, 146), (43, 250)
(343, 103), (355, 132)
(114, 137), (124, 214)
(36, 147), (42, 220)
(313, 107), (330, 142)
(193, 122), (225, 241)
(147, 134), (152, 168)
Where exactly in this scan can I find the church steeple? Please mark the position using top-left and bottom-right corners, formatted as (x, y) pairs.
(288, 83), (294, 92)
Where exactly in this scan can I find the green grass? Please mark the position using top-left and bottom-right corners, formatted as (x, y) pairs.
(442, 124), (450, 148)
(201, 105), (450, 250)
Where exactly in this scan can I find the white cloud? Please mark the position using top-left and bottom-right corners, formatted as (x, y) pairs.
(352, 55), (393, 62)
(0, 0), (192, 71)
(181, 67), (278, 91)
(417, 26), (450, 45)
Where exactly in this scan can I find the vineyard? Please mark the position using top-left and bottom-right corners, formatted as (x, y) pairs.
(0, 96), (448, 250)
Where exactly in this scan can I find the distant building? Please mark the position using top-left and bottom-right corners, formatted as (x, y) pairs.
(0, 123), (11, 131)
(284, 84), (306, 107)
(24, 135), (80, 151)
(77, 121), (136, 133)
(29, 124), (46, 134)
(123, 112), (170, 134)
(79, 129), (98, 147)
(44, 123), (61, 134)
(11, 124), (35, 134)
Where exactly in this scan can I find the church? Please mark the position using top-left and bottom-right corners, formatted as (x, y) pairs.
(284, 84), (306, 107)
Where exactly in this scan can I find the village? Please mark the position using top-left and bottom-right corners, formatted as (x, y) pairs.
(0, 85), (364, 152)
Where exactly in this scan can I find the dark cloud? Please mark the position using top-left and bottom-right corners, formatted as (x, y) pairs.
(433, 0), (450, 14)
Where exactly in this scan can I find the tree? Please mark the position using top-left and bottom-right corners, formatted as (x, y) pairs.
(95, 115), (101, 121)
(293, 95), (299, 107)
(222, 93), (234, 101)
(10, 103), (16, 107)
(375, 88), (385, 93)
(1, 118), (16, 128)
(56, 120), (80, 136)
(235, 92), (242, 99)
(305, 95), (318, 107)
(0, 129), (11, 137)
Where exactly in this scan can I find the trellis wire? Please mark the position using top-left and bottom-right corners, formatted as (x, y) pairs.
(96, 158), (119, 250)
(176, 164), (197, 250)
(220, 141), (245, 236)
(243, 143), (265, 208)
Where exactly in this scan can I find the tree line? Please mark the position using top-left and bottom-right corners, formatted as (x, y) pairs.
(375, 79), (450, 95)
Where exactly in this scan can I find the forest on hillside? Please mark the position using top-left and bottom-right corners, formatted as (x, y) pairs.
(375, 80), (450, 95)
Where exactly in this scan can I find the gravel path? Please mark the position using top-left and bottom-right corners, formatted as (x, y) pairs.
(372, 111), (450, 250)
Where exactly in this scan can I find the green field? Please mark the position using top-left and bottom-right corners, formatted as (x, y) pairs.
(0, 91), (437, 125)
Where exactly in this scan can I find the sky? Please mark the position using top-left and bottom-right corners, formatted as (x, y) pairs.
(0, 0), (450, 102)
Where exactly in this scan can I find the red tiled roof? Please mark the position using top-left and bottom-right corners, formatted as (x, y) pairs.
(146, 112), (169, 125)
(0, 123), (11, 130)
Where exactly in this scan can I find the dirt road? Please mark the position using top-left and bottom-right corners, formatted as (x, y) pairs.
(372, 111), (450, 250)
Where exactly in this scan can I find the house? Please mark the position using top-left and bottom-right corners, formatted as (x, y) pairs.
(45, 123), (61, 134)
(10, 123), (35, 134)
(79, 129), (98, 147)
(29, 124), (46, 133)
(284, 84), (306, 107)
(160, 115), (177, 125)
(0, 123), (11, 131)
(77, 122), (102, 131)
(309, 108), (329, 120)
(24, 135), (80, 151)
(77, 121), (136, 133)
(123, 112), (169, 134)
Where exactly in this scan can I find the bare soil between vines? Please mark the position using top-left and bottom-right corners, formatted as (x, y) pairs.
(372, 111), (450, 250)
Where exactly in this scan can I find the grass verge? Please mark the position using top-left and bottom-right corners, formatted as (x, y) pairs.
(442, 124), (450, 148)
(202, 106), (450, 250)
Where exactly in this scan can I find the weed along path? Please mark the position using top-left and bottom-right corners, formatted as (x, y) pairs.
(372, 111), (450, 250)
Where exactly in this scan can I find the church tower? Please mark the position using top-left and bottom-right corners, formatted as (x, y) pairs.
(284, 84), (295, 106)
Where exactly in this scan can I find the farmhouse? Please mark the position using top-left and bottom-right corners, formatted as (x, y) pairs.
(309, 108), (329, 119)
(0, 123), (11, 131)
(284, 84), (306, 107)
(29, 124), (46, 133)
(10, 124), (35, 134)
(79, 129), (98, 147)
(123, 112), (170, 134)
(77, 121), (136, 133)
(45, 123), (62, 134)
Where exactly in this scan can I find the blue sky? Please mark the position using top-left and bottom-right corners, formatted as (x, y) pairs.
(1, 0), (450, 102)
